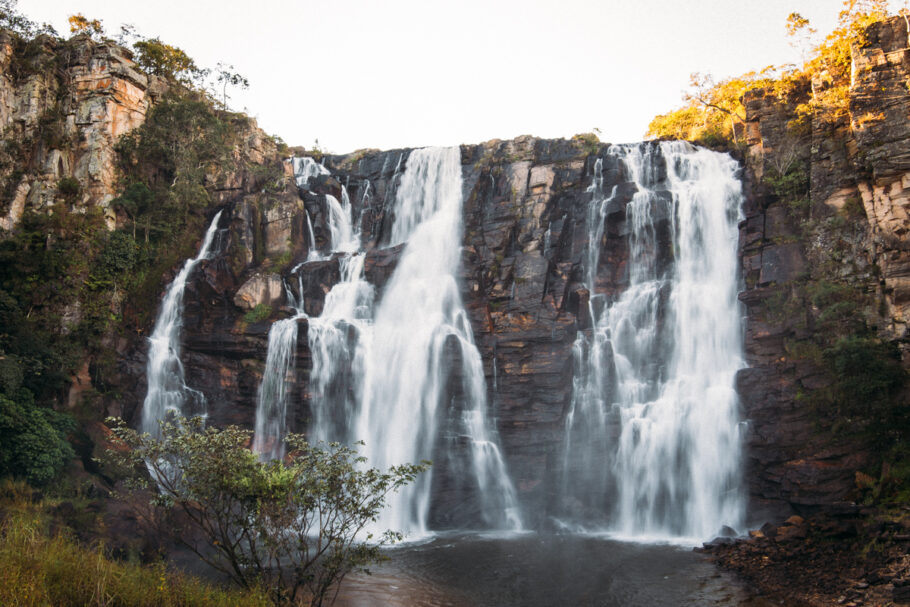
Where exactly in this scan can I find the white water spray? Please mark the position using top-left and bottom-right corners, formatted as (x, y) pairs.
(252, 277), (307, 461)
(141, 211), (223, 438)
(304, 147), (521, 535)
(292, 156), (329, 188)
(562, 142), (744, 543)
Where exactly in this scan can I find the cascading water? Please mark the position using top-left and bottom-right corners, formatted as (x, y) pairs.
(307, 253), (373, 445)
(561, 141), (744, 543)
(302, 147), (521, 536)
(255, 162), (368, 460)
(292, 156), (330, 187)
(141, 211), (223, 438)
(357, 147), (521, 534)
(252, 279), (306, 462)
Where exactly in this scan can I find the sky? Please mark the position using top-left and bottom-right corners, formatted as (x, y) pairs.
(20, 0), (853, 154)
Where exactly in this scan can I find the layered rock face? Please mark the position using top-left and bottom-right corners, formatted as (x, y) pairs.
(170, 138), (615, 522)
(0, 32), (162, 230)
(738, 16), (910, 519)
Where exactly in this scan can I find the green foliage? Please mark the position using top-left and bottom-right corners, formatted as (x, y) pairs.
(107, 93), (244, 328)
(764, 162), (809, 201)
(571, 132), (600, 155)
(87, 230), (139, 290)
(777, 275), (907, 458)
(56, 176), (81, 203)
(106, 417), (428, 606)
(117, 95), (234, 195)
(243, 303), (272, 324)
(111, 181), (154, 225)
(0, 504), (272, 606)
(816, 337), (907, 447)
(0, 394), (74, 486)
(0, 208), (110, 400)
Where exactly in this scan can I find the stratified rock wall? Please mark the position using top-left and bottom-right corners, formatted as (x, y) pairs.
(0, 33), (163, 230)
(738, 15), (910, 521)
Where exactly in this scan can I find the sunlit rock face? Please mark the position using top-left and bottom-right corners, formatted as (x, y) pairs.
(0, 33), (156, 230)
(738, 15), (910, 522)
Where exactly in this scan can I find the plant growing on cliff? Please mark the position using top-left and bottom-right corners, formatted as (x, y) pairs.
(115, 93), (239, 234)
(105, 417), (428, 607)
(67, 13), (104, 39)
(647, 1), (893, 145)
(132, 37), (201, 83)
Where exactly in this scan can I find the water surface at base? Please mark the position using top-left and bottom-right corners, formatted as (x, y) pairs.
(335, 534), (767, 607)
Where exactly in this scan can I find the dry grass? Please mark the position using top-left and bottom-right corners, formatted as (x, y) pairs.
(0, 481), (271, 607)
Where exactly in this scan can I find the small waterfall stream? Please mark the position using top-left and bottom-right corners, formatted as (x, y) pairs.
(251, 278), (306, 462)
(141, 211), (223, 438)
(561, 142), (745, 542)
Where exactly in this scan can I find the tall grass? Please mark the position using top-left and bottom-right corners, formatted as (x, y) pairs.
(0, 483), (271, 607)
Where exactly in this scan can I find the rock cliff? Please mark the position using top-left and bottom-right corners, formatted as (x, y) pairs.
(738, 15), (910, 520)
(1, 17), (908, 526)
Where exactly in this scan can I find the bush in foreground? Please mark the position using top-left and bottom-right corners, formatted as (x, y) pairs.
(106, 417), (428, 606)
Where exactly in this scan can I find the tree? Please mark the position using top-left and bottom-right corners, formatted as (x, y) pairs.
(132, 37), (201, 83)
(214, 62), (249, 110)
(105, 417), (428, 606)
(67, 13), (104, 38)
(0, 393), (75, 486)
(786, 12), (817, 63)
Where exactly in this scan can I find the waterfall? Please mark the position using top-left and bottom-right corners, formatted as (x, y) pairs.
(325, 190), (359, 253)
(358, 147), (520, 534)
(305, 216), (321, 261)
(292, 156), (329, 187)
(252, 278), (306, 461)
(255, 161), (368, 460)
(306, 147), (521, 536)
(561, 142), (744, 543)
(293, 157), (361, 259)
(141, 211), (223, 439)
(307, 254), (374, 446)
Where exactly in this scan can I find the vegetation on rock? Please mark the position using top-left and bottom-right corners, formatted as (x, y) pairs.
(646, 0), (890, 146)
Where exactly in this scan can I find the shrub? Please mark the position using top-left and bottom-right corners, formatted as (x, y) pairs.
(106, 417), (428, 606)
(822, 336), (907, 441)
(0, 394), (75, 486)
(57, 176), (81, 203)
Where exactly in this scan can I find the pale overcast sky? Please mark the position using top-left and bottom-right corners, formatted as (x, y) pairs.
(21, 0), (850, 154)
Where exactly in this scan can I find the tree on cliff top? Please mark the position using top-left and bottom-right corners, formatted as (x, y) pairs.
(105, 417), (428, 606)
(647, 0), (892, 145)
(67, 13), (103, 39)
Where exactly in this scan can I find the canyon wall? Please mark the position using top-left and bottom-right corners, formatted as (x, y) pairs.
(738, 15), (910, 519)
(2, 18), (909, 524)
